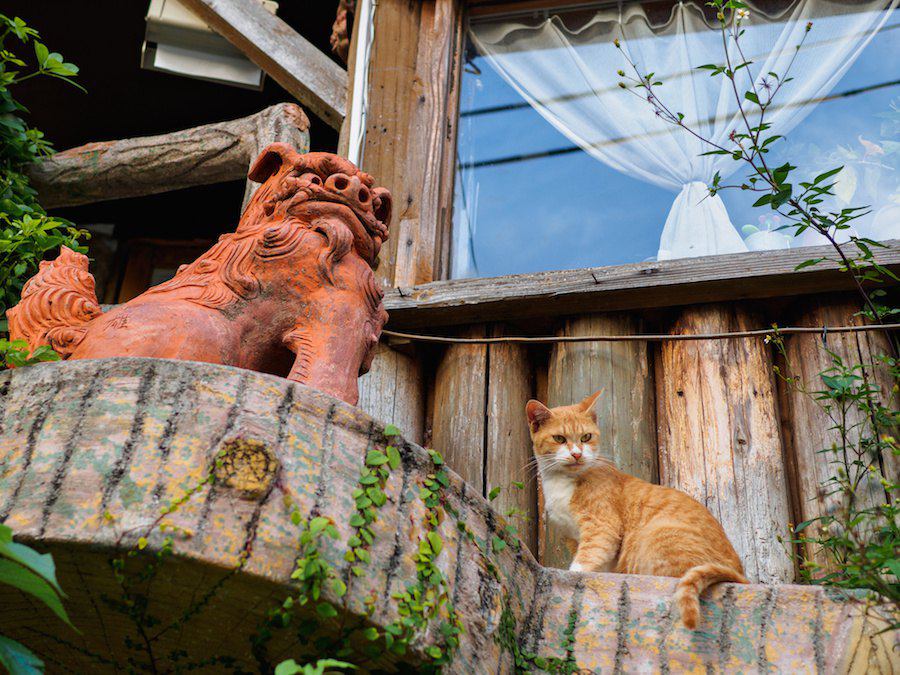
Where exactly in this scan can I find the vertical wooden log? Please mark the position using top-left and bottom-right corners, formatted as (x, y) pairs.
(431, 326), (487, 492)
(485, 336), (538, 553)
(657, 303), (793, 583)
(543, 313), (658, 569)
(777, 296), (897, 576)
(357, 344), (426, 445)
(362, 0), (463, 288)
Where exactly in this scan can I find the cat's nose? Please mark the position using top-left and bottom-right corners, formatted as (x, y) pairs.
(570, 449), (583, 461)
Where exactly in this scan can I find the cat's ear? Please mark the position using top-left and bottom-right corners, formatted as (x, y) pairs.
(525, 399), (553, 430)
(578, 389), (604, 419)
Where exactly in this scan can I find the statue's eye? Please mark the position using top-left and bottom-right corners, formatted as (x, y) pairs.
(553, 435), (566, 444)
(581, 433), (592, 443)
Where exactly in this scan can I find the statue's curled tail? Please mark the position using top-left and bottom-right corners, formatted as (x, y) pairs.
(7, 246), (102, 357)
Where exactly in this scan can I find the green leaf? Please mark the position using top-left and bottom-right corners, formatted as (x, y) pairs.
(813, 166), (843, 184)
(366, 451), (388, 466)
(0, 559), (72, 627)
(744, 91), (759, 104)
(0, 635), (44, 675)
(386, 445), (401, 471)
(427, 531), (443, 556)
(309, 517), (330, 536)
(491, 535), (506, 553)
(383, 424), (402, 437)
(488, 486), (501, 501)
(0, 536), (64, 596)
(316, 602), (338, 619)
(362, 626), (379, 641)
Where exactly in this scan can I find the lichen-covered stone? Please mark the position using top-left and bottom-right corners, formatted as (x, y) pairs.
(0, 359), (894, 673)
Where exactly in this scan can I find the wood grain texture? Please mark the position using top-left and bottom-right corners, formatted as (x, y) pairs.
(777, 297), (898, 575)
(180, 0), (347, 128)
(657, 303), (794, 584)
(0, 358), (892, 673)
(357, 344), (426, 445)
(542, 313), (658, 569)
(382, 241), (900, 329)
(431, 326), (487, 493)
(485, 335), (537, 553)
(363, 0), (463, 288)
(28, 103), (310, 209)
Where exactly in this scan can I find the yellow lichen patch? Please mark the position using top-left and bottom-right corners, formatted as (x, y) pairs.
(214, 438), (279, 499)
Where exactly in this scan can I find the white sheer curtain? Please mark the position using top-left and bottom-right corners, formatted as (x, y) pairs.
(470, 0), (897, 261)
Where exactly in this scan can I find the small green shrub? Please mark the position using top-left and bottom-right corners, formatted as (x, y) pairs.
(0, 13), (87, 321)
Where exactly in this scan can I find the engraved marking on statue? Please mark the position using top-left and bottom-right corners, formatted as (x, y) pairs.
(6, 144), (392, 405)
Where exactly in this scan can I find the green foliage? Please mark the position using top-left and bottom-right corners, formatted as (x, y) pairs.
(0, 13), (87, 318)
(0, 338), (59, 369)
(274, 659), (355, 675)
(620, 0), (899, 631)
(0, 524), (71, 675)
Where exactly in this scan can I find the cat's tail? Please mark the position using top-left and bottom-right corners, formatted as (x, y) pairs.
(674, 563), (748, 630)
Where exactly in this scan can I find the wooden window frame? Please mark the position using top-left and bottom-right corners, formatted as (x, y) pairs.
(384, 0), (899, 328)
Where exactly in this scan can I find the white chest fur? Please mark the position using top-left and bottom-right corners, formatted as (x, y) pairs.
(540, 471), (580, 541)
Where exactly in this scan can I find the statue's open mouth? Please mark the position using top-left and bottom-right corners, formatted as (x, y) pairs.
(285, 190), (387, 266)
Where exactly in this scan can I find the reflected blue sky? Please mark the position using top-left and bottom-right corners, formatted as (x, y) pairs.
(452, 12), (899, 278)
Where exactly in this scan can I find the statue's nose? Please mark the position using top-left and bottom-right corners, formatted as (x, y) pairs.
(324, 172), (371, 210)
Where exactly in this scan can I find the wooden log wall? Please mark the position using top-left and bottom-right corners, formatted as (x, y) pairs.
(355, 0), (464, 472)
(419, 293), (895, 580)
(777, 296), (899, 576)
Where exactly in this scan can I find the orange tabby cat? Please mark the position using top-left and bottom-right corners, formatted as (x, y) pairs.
(526, 390), (747, 629)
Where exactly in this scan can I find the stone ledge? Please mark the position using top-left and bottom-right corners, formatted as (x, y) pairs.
(0, 359), (894, 672)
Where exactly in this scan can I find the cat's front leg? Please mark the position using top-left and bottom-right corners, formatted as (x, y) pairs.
(569, 520), (621, 573)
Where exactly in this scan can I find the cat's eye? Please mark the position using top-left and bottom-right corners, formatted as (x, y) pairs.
(552, 435), (566, 444)
(580, 433), (592, 442)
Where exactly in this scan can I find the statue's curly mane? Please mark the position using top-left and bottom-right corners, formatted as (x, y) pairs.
(145, 178), (356, 310)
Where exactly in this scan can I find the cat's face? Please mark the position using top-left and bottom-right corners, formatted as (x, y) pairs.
(525, 391), (604, 474)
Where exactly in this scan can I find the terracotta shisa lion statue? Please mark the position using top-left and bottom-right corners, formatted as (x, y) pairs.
(6, 144), (392, 405)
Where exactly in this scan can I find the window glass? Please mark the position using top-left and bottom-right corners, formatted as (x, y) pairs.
(452, 1), (899, 278)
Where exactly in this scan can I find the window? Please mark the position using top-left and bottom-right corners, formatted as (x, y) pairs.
(451, 1), (899, 279)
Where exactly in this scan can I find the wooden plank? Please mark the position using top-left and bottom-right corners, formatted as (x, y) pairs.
(363, 0), (463, 288)
(357, 344), (426, 445)
(28, 103), (310, 210)
(776, 296), (898, 576)
(485, 331), (538, 553)
(382, 241), (900, 329)
(431, 325), (487, 493)
(543, 313), (658, 569)
(656, 303), (794, 584)
(180, 0), (348, 128)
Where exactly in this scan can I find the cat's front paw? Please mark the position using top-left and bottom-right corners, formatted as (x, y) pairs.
(569, 561), (585, 572)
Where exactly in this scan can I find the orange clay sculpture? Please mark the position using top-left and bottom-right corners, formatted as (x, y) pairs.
(6, 144), (392, 405)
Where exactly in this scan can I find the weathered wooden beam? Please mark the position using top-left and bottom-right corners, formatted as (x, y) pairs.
(27, 103), (310, 210)
(363, 0), (464, 288)
(485, 330), (538, 554)
(431, 325), (488, 494)
(777, 296), (898, 576)
(656, 303), (794, 584)
(357, 344), (426, 445)
(180, 0), (348, 129)
(382, 242), (900, 329)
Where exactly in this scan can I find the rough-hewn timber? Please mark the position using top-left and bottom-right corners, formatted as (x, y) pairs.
(657, 303), (794, 584)
(180, 0), (347, 129)
(778, 297), (899, 575)
(0, 359), (894, 672)
(381, 241), (900, 329)
(27, 103), (310, 210)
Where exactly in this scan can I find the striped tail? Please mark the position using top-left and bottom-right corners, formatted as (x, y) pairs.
(6, 246), (102, 358)
(674, 563), (748, 630)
